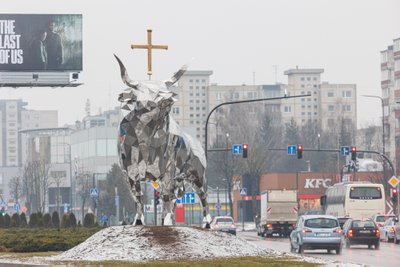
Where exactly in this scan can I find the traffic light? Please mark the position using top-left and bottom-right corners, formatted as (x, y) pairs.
(351, 146), (357, 160)
(243, 144), (248, 158)
(297, 144), (303, 159)
(155, 190), (160, 205)
(392, 188), (398, 202)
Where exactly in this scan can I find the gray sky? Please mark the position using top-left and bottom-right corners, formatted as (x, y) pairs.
(1, 0), (399, 128)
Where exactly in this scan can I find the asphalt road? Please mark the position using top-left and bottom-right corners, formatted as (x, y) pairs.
(238, 231), (400, 267)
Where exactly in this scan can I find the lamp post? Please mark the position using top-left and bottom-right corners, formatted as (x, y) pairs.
(65, 143), (74, 213)
(361, 95), (385, 155)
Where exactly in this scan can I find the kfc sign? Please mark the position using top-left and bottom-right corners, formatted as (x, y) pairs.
(304, 178), (332, 189)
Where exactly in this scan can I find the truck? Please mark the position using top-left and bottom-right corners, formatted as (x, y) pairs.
(256, 189), (298, 237)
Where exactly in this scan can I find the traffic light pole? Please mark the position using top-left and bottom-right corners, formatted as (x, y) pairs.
(268, 148), (395, 178)
(154, 189), (157, 226)
(204, 93), (311, 159)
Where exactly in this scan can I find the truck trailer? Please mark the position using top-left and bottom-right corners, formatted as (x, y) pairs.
(257, 189), (298, 237)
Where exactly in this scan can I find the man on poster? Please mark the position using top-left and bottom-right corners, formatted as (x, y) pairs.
(45, 21), (63, 69)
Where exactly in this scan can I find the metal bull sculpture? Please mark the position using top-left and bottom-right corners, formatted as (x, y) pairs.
(115, 55), (211, 226)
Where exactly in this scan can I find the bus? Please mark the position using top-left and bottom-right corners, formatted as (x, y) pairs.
(320, 181), (385, 219)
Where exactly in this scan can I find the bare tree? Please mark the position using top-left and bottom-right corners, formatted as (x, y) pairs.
(21, 159), (52, 214)
(76, 172), (91, 223)
(9, 175), (22, 203)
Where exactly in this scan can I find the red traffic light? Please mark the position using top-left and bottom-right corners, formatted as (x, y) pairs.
(243, 144), (248, 158)
(393, 188), (398, 194)
(297, 144), (303, 159)
(351, 146), (357, 153)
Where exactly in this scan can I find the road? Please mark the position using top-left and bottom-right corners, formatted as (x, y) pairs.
(238, 231), (400, 267)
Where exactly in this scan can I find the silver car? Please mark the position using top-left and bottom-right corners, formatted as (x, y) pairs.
(379, 217), (399, 242)
(210, 216), (236, 235)
(290, 215), (343, 254)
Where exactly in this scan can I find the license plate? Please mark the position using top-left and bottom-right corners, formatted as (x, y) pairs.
(359, 230), (371, 234)
(316, 233), (330, 237)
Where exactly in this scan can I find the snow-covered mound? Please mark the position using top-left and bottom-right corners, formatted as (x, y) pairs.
(50, 225), (270, 262)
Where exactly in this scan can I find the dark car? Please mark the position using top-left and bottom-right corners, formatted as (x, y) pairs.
(342, 218), (380, 249)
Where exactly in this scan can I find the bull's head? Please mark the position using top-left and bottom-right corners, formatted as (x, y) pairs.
(114, 54), (187, 111)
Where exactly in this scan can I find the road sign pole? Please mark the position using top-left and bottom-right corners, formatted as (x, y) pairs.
(242, 196), (244, 231)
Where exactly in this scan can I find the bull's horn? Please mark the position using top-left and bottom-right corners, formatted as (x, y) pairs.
(164, 64), (188, 87)
(114, 54), (139, 89)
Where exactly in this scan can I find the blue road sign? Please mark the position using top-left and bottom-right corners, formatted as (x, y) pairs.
(340, 146), (350, 156)
(240, 188), (247, 196)
(101, 214), (108, 223)
(90, 188), (99, 197)
(176, 192), (196, 204)
(215, 203), (221, 210)
(287, 145), (297, 155)
(185, 192), (196, 204)
(232, 144), (243, 155)
(13, 203), (20, 212)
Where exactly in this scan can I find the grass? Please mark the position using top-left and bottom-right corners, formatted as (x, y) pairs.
(0, 253), (321, 267)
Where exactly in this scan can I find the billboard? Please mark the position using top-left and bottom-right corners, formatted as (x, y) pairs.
(0, 14), (82, 71)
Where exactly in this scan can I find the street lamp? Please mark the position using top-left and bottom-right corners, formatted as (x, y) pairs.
(361, 95), (385, 155)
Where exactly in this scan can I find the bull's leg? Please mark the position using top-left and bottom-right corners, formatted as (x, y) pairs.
(131, 180), (145, 226)
(191, 181), (212, 228)
(162, 195), (175, 226)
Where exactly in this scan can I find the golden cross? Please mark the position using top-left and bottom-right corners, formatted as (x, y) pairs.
(131, 29), (168, 79)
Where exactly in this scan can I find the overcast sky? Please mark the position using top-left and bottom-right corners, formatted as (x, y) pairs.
(1, 0), (399, 128)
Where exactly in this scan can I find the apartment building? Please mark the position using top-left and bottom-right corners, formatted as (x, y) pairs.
(381, 37), (400, 173)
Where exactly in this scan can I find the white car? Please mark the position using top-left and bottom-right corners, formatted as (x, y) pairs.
(370, 214), (396, 228)
(379, 217), (399, 242)
(210, 216), (236, 235)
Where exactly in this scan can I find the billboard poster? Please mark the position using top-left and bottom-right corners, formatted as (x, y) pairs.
(0, 14), (82, 71)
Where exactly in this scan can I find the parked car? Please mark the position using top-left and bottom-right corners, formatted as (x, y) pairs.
(342, 218), (380, 249)
(289, 215), (343, 254)
(370, 214), (396, 228)
(210, 216), (236, 235)
(394, 217), (400, 244)
(379, 217), (399, 242)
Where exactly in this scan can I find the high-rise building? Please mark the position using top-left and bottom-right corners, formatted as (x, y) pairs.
(0, 99), (58, 167)
(381, 37), (400, 173)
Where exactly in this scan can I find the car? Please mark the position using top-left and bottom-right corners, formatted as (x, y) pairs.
(342, 218), (380, 249)
(289, 215), (343, 254)
(394, 217), (400, 244)
(370, 214), (396, 228)
(379, 217), (399, 242)
(210, 216), (236, 235)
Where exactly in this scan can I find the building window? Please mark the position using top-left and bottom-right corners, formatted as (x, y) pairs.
(328, 105), (334, 112)
(172, 107), (180, 115)
(284, 106), (292, 113)
(313, 77), (317, 81)
(247, 92), (257, 99)
(189, 86), (193, 90)
(342, 105), (351, 112)
(342, 91), (352, 98)
(328, 119), (334, 126)
(327, 92), (334, 97)
(189, 79), (193, 83)
(301, 77), (305, 81)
